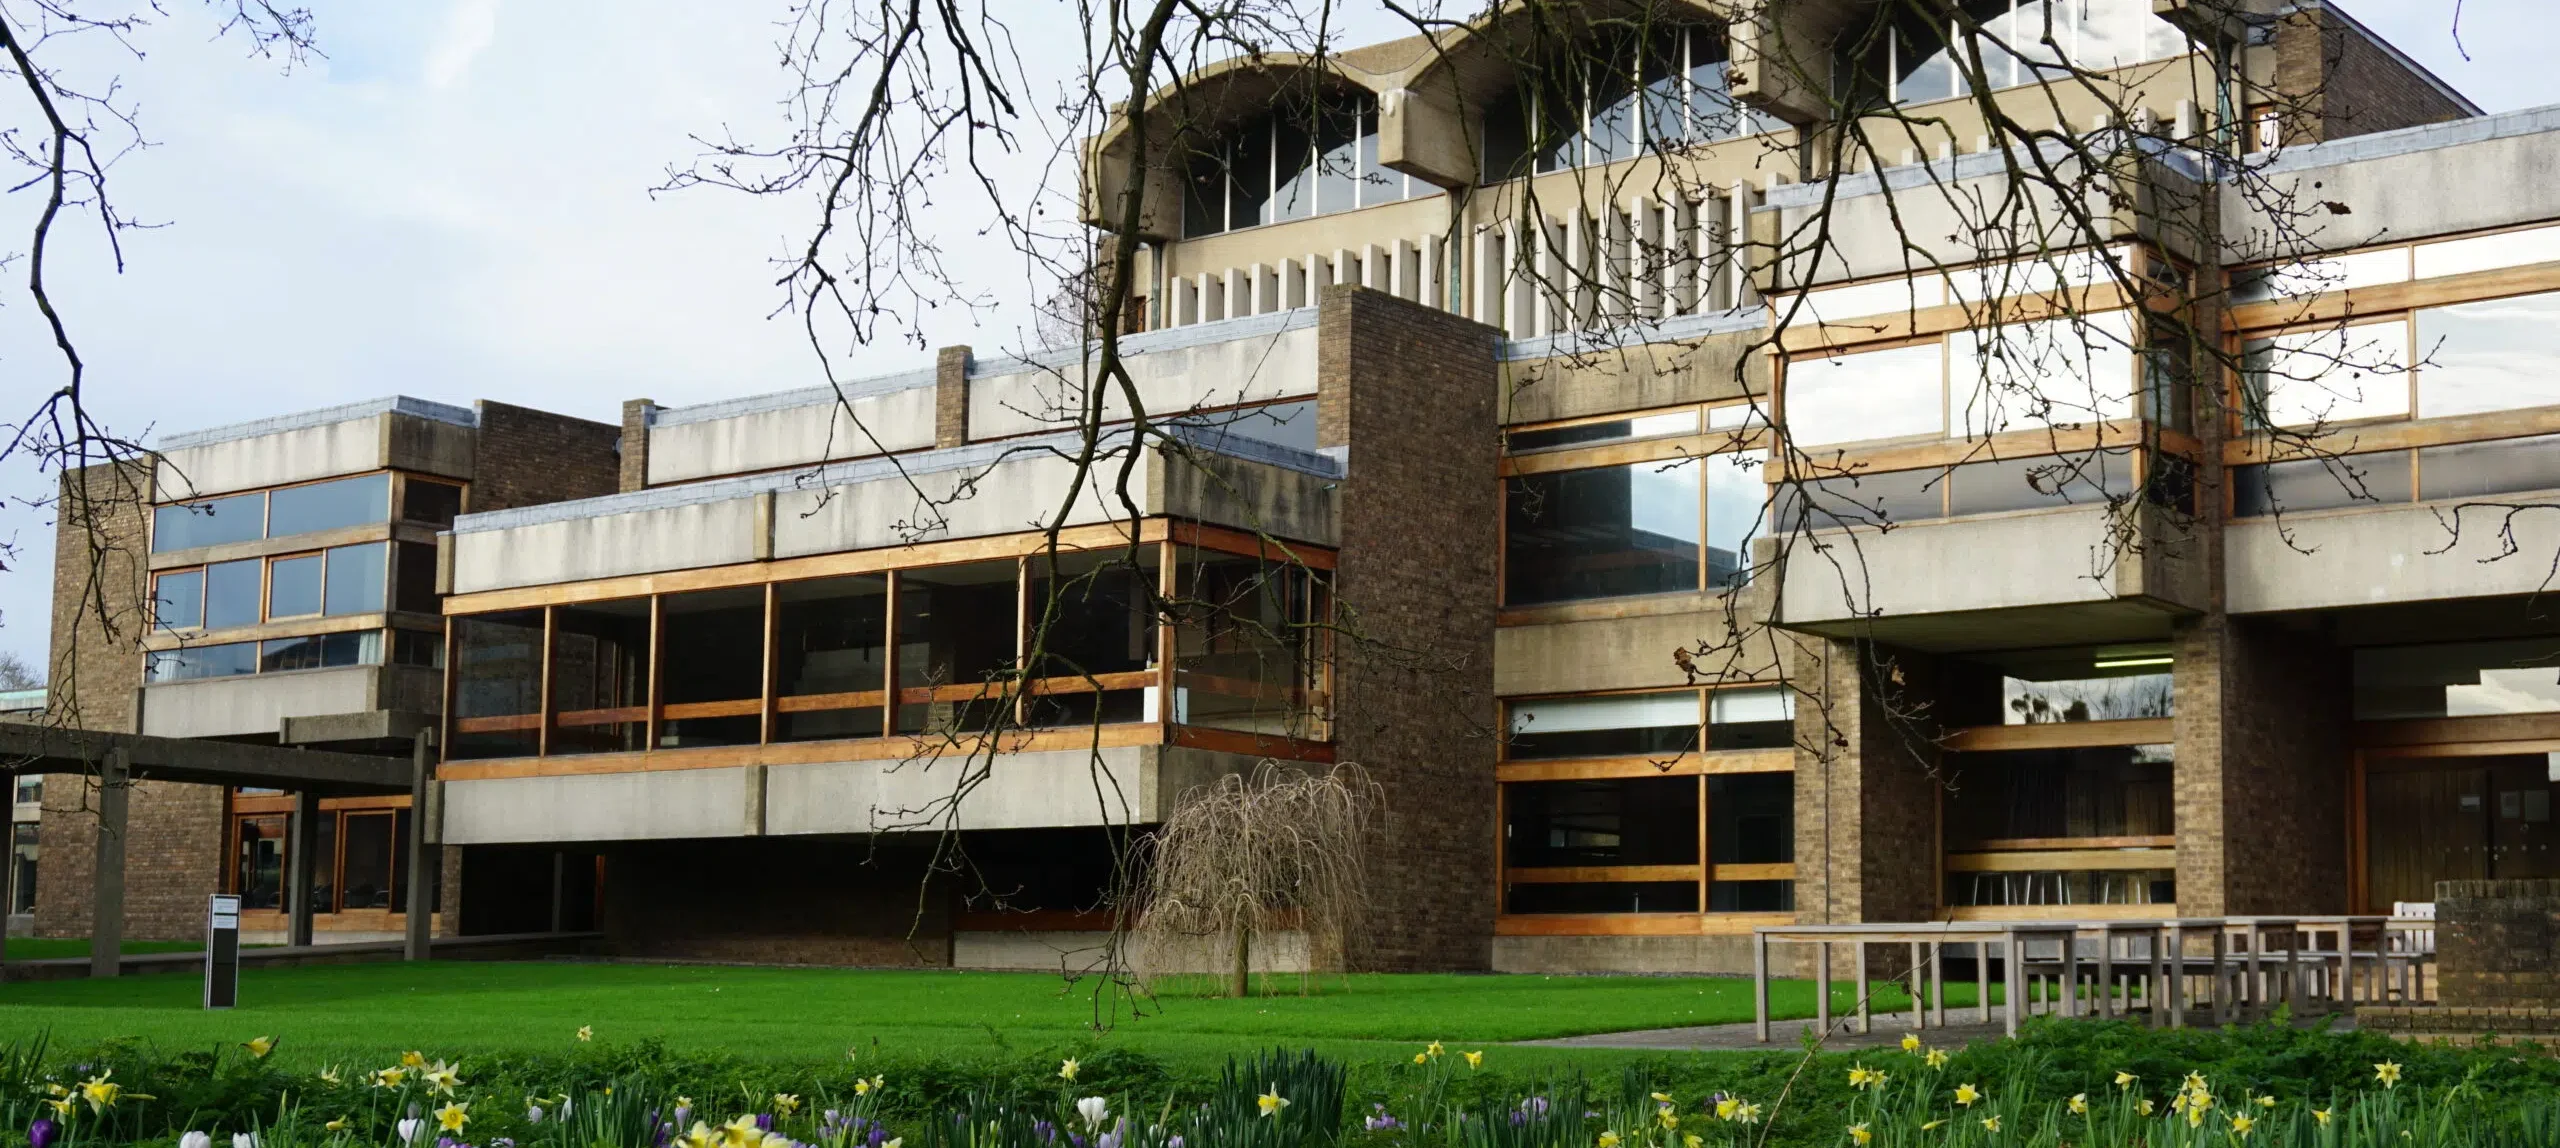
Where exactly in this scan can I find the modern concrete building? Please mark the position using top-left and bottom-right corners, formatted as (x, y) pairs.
(33, 0), (2560, 974)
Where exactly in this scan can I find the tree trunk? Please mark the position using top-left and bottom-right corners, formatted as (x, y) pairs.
(1230, 918), (1251, 998)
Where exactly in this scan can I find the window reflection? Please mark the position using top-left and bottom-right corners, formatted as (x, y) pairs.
(897, 561), (1021, 735)
(551, 599), (649, 755)
(1184, 90), (1416, 239)
(269, 473), (391, 538)
(1504, 459), (1702, 605)
(775, 575), (888, 742)
(204, 560), (264, 630)
(323, 542), (388, 615)
(1172, 550), (1328, 741)
(153, 569), (205, 631)
(1708, 772), (1796, 911)
(2415, 290), (2560, 417)
(1507, 691), (1697, 760)
(1948, 312), (2134, 439)
(451, 609), (543, 760)
(152, 492), (264, 552)
(1784, 342), (1944, 447)
(2353, 637), (2560, 721)
(2243, 320), (2411, 429)
(658, 588), (765, 748)
(1506, 777), (1697, 867)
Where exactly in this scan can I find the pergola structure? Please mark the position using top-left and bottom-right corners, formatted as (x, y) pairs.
(0, 724), (430, 977)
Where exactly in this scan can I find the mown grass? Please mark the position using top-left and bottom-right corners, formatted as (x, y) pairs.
(0, 959), (1963, 1069)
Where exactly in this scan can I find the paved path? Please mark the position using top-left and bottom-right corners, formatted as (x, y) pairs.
(1525, 1009), (2363, 1052)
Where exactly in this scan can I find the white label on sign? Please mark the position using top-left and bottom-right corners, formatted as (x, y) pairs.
(211, 914), (238, 929)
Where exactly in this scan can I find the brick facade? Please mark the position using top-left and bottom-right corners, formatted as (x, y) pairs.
(1791, 638), (1943, 926)
(935, 346), (972, 448)
(620, 400), (657, 493)
(2436, 879), (2560, 1009)
(2273, 6), (2473, 146)
(1317, 284), (1502, 972)
(471, 401), (621, 512)
(2172, 616), (2351, 917)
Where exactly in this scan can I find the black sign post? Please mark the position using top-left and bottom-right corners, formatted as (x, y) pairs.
(204, 893), (240, 1010)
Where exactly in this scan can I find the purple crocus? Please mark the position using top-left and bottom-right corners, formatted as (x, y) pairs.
(29, 1118), (58, 1148)
(864, 1126), (887, 1148)
(756, 1115), (775, 1133)
(1363, 1105), (1405, 1133)
(1032, 1120), (1057, 1144)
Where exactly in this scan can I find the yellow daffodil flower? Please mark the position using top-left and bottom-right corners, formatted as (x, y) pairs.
(1412, 1054), (1427, 1065)
(576, 1026), (593, 1042)
(435, 1103), (469, 1134)
(423, 1063), (462, 1096)
(1682, 1135), (1702, 1148)
(1059, 1059), (1079, 1082)
(400, 1052), (426, 1069)
(1650, 1093), (1673, 1104)
(1596, 1133), (1620, 1148)
(44, 1084), (66, 1098)
(1734, 1103), (1762, 1125)
(774, 1094), (800, 1118)
(2187, 1106), (2207, 1129)
(319, 1067), (342, 1086)
(1464, 1051), (1483, 1069)
(720, 1115), (764, 1148)
(1847, 1065), (1878, 1089)
(1901, 1033), (1921, 1053)
(1655, 1108), (1678, 1131)
(1981, 1116), (2001, 1134)
(1849, 1123), (1872, 1145)
(2232, 1113), (2257, 1139)
(2314, 1108), (2332, 1126)
(677, 1122), (720, 1148)
(244, 1037), (275, 1059)
(2116, 1071), (2139, 1089)
(1715, 1098), (1740, 1120)
(2256, 1095), (2276, 1109)
(2375, 1061), (2403, 1088)
(1256, 1090), (1289, 1117)
(1954, 1083), (1981, 1107)
(2138, 1099), (2156, 1116)
(43, 1098), (74, 1120)
(2068, 1093), (2088, 1115)
(1924, 1049), (1948, 1070)
(325, 1117), (349, 1133)
(370, 1068), (407, 1089)
(79, 1072), (121, 1113)
(2185, 1072), (2208, 1091)
(853, 1075), (884, 1097)
(1921, 1120), (1947, 1131)
(1426, 1042), (1444, 1058)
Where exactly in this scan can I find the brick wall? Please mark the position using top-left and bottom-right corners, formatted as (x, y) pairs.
(1317, 284), (1502, 973)
(35, 778), (226, 941)
(1791, 637), (1942, 927)
(595, 837), (955, 965)
(2437, 879), (2560, 1009)
(2172, 615), (2350, 917)
(2273, 7), (2472, 146)
(471, 401), (622, 512)
(935, 346), (972, 448)
(619, 400), (656, 493)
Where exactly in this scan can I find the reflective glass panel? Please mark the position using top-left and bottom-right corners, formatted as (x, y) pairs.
(203, 559), (263, 630)
(1784, 342), (1945, 447)
(1944, 450), (2133, 516)
(340, 812), (396, 909)
(2353, 637), (2560, 720)
(268, 473), (390, 537)
(323, 542), (388, 615)
(2418, 433), (2560, 502)
(152, 493), (264, 552)
(551, 599), (649, 755)
(1508, 410), (1698, 453)
(145, 641), (259, 683)
(1504, 777), (1698, 867)
(2243, 320), (2411, 428)
(153, 569), (204, 631)
(1507, 691), (1697, 760)
(897, 561), (1021, 735)
(267, 554), (323, 619)
(2414, 290), (2560, 417)
(2230, 452), (2411, 517)
(451, 609), (543, 759)
(1708, 686), (1795, 750)
(1704, 450), (1764, 589)
(1504, 459), (1702, 605)
(659, 587), (766, 749)
(775, 574), (888, 742)
(1948, 311), (2135, 439)
(1172, 551), (1326, 741)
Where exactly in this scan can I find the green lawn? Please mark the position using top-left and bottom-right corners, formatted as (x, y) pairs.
(0, 960), (1968, 1070)
(2, 938), (207, 960)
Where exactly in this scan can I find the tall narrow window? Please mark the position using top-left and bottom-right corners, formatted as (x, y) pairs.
(452, 610), (543, 759)
(896, 561), (1021, 735)
(775, 575), (889, 742)
(658, 587), (766, 748)
(550, 600), (649, 755)
(1173, 550), (1327, 741)
(1026, 549), (1158, 727)
(1708, 772), (1796, 910)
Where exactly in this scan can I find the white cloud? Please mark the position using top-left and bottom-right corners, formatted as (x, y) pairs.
(424, 0), (502, 91)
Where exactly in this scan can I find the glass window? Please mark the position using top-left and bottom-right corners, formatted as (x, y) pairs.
(392, 629), (445, 669)
(152, 492), (264, 553)
(1948, 312), (2134, 439)
(235, 815), (285, 910)
(1172, 551), (1327, 741)
(2414, 290), (2560, 418)
(1785, 342), (1945, 447)
(12, 822), (39, 914)
(340, 812), (396, 910)
(1941, 742), (2176, 907)
(2243, 320), (2411, 429)
(551, 599), (650, 755)
(1507, 410), (1699, 453)
(152, 569), (204, 631)
(1505, 881), (1700, 914)
(1708, 686), (1794, 749)
(323, 542), (388, 615)
(393, 542), (440, 614)
(1026, 549), (1157, 729)
(2353, 638), (2560, 721)
(400, 477), (465, 526)
(1709, 772), (1796, 911)
(775, 574), (889, 742)
(145, 641), (258, 683)
(1505, 777), (1698, 867)
(1171, 400), (1320, 454)
(1181, 91), (1388, 238)
(897, 561), (1021, 736)
(1704, 450), (1764, 589)
(451, 610), (543, 759)
(658, 587), (766, 749)
(268, 473), (390, 537)
(2418, 433), (2560, 502)
(267, 554), (323, 619)
(1504, 459), (1703, 605)
(1944, 451), (2133, 517)
(260, 631), (381, 673)
(1507, 691), (1698, 760)
(203, 559), (264, 630)
(2230, 452), (2411, 517)
(1775, 465), (1949, 530)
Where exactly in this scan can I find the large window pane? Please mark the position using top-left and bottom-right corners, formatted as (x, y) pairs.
(259, 629), (383, 673)
(235, 815), (284, 910)
(203, 559), (263, 630)
(1774, 465), (1948, 530)
(1026, 549), (1157, 729)
(1784, 342), (1945, 447)
(1944, 450), (2133, 517)
(1942, 743), (2176, 907)
(2353, 637), (2560, 720)
(1311, 102), (1359, 216)
(269, 473), (390, 537)
(1507, 691), (1697, 760)
(1709, 772), (1795, 911)
(394, 541), (440, 614)
(1505, 777), (1698, 867)
(1504, 459), (1702, 605)
(1506, 881), (1699, 914)
(1704, 450), (1764, 589)
(775, 574), (888, 742)
(452, 609), (543, 759)
(268, 554), (323, 619)
(340, 812), (396, 910)
(152, 569), (204, 631)
(1948, 312), (2135, 439)
(1172, 550), (1327, 740)
(659, 587), (766, 749)
(145, 641), (258, 683)
(2243, 320), (2411, 429)
(152, 492), (264, 552)
(1508, 410), (1698, 453)
(1708, 686), (1794, 750)
(897, 561), (1021, 736)
(2230, 451), (2411, 517)
(552, 599), (649, 755)
(2415, 290), (2560, 417)
(2419, 432), (2560, 502)
(401, 477), (464, 526)
(323, 542), (388, 615)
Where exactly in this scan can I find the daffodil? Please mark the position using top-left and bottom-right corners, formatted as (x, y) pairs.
(244, 1037), (275, 1060)
(78, 1072), (121, 1114)
(2256, 1095), (2276, 1109)
(1924, 1048), (1948, 1070)
(677, 1122), (720, 1148)
(1981, 1116), (2001, 1134)
(853, 1075), (885, 1097)
(319, 1067), (342, 1086)
(324, 1117), (349, 1133)
(774, 1094), (801, 1118)
(1954, 1083), (1981, 1107)
(1714, 1098), (1740, 1120)
(1425, 1042), (1445, 1058)
(1921, 1120), (1947, 1131)
(2314, 1108), (2332, 1126)
(719, 1115), (764, 1148)
(1256, 1089), (1289, 1118)
(2068, 1093), (2088, 1114)
(1463, 1051), (1483, 1069)
(1654, 1108), (1678, 1131)
(422, 1062), (462, 1096)
(1596, 1133), (1620, 1148)
(1059, 1058), (1080, 1082)
(1681, 1135), (1702, 1148)
(400, 1052), (427, 1069)
(44, 1098), (74, 1120)
(369, 1068), (407, 1089)
(434, 1103), (469, 1134)
(2375, 1061), (2403, 1088)
(1650, 1093), (1673, 1104)
(576, 1026), (594, 1042)
(1733, 1103), (1762, 1125)
(1849, 1124), (1872, 1146)
(1901, 1033), (1921, 1053)
(2137, 1098), (2156, 1116)
(1847, 1065), (1879, 1089)
(2115, 1071), (2139, 1089)
(2231, 1113), (2257, 1139)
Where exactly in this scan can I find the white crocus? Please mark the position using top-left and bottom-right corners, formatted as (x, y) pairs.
(180, 1132), (212, 1148)
(1076, 1098), (1110, 1130)
(396, 1118), (423, 1144)
(527, 1106), (545, 1124)
(233, 1134), (260, 1148)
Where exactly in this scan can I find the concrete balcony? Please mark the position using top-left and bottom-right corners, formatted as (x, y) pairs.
(438, 743), (1265, 844)
(1772, 502), (2206, 650)
(138, 664), (443, 741)
(2227, 495), (2560, 615)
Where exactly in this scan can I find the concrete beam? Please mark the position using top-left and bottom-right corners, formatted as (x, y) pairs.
(278, 709), (437, 747)
(0, 723), (409, 795)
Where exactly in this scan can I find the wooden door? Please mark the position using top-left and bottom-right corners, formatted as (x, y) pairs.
(2487, 755), (2560, 880)
(2363, 763), (2488, 910)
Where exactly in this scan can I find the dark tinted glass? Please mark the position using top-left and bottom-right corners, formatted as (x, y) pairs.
(2418, 433), (2560, 502)
(323, 542), (388, 615)
(1505, 882), (1699, 914)
(268, 473), (390, 537)
(1945, 451), (2132, 517)
(1174, 400), (1319, 453)
(146, 641), (258, 682)
(897, 561), (1020, 735)
(394, 542), (440, 614)
(1942, 744), (2175, 846)
(152, 493), (264, 552)
(392, 629), (445, 669)
(775, 574), (888, 742)
(261, 635), (322, 673)
(451, 609), (543, 759)
(1507, 691), (1698, 760)
(1709, 880), (1795, 912)
(2230, 452), (2411, 517)
(1505, 461), (1702, 605)
(659, 587), (766, 749)
(267, 554), (323, 618)
(203, 559), (264, 630)
(153, 570), (204, 630)
(1029, 551), (1155, 678)
(1709, 773), (1795, 864)
(400, 478), (464, 526)
(1505, 777), (1698, 867)
(1226, 119), (1270, 233)
(551, 599), (650, 755)
(260, 631), (380, 673)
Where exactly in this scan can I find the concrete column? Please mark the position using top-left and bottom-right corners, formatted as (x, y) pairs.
(404, 729), (434, 960)
(90, 749), (128, 979)
(286, 789), (320, 948)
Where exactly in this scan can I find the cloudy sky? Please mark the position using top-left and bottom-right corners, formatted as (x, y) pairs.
(0, 0), (2542, 669)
